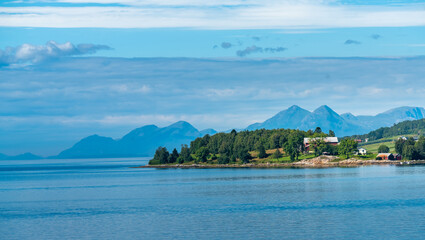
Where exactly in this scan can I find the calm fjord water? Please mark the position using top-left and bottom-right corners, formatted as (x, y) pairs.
(1, 158), (425, 239)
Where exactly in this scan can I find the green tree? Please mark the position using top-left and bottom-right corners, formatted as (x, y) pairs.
(258, 145), (267, 158)
(314, 127), (322, 134)
(177, 144), (192, 163)
(378, 144), (390, 153)
(168, 148), (179, 163)
(338, 138), (358, 158)
(271, 149), (282, 159)
(153, 147), (169, 164)
(328, 130), (335, 137)
(217, 154), (230, 164)
(395, 138), (405, 154)
(195, 146), (210, 163)
(415, 136), (425, 159)
(238, 149), (251, 163)
(403, 144), (415, 160)
(310, 138), (327, 156)
(269, 133), (280, 149)
(284, 131), (304, 161)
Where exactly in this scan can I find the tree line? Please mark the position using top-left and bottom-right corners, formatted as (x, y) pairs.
(149, 127), (359, 165)
(394, 136), (425, 160)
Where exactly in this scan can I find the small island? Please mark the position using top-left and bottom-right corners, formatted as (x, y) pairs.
(139, 124), (425, 169)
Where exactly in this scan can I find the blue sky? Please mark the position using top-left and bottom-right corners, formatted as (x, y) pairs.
(1, 0), (425, 155)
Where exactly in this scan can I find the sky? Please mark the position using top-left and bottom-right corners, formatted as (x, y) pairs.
(1, 0), (425, 156)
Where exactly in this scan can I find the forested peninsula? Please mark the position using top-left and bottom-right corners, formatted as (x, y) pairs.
(141, 121), (425, 168)
(144, 128), (370, 168)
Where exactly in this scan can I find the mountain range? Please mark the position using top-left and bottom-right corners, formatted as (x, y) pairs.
(3, 105), (425, 159)
(55, 121), (217, 159)
(247, 105), (425, 136)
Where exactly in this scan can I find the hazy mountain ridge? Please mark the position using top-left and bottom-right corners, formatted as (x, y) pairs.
(247, 105), (425, 136)
(9, 105), (425, 159)
(56, 121), (208, 159)
(0, 152), (43, 160)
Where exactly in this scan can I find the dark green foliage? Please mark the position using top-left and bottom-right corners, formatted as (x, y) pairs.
(177, 144), (192, 163)
(217, 155), (230, 164)
(271, 149), (282, 159)
(415, 136), (425, 158)
(314, 127), (322, 134)
(153, 127), (333, 165)
(195, 146), (209, 162)
(328, 130), (335, 137)
(190, 135), (209, 154)
(338, 138), (358, 158)
(258, 145), (267, 158)
(236, 148), (251, 163)
(403, 144), (415, 160)
(395, 138), (405, 154)
(310, 138), (327, 156)
(148, 159), (160, 165)
(327, 145), (339, 155)
(284, 131), (304, 161)
(376, 156), (382, 160)
(269, 133), (280, 149)
(188, 128), (314, 162)
(394, 137), (425, 160)
(168, 148), (179, 163)
(378, 145), (390, 153)
(152, 147), (169, 164)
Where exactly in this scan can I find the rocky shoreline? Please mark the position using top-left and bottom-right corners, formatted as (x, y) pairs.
(136, 156), (425, 169)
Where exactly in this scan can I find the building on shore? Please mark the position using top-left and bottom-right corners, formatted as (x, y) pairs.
(376, 153), (401, 160)
(357, 148), (367, 155)
(377, 153), (394, 160)
(304, 137), (339, 152)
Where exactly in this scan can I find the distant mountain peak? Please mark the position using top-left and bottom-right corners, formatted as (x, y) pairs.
(314, 105), (333, 113)
(246, 105), (310, 130)
(341, 112), (358, 121)
(200, 128), (217, 136)
(288, 104), (301, 110)
(167, 121), (194, 129)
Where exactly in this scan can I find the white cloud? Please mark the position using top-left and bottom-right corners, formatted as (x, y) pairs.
(1, 2), (425, 29)
(357, 86), (386, 96)
(206, 88), (235, 97)
(0, 41), (111, 66)
(110, 84), (151, 94)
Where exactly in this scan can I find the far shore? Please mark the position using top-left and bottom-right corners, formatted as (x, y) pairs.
(135, 157), (425, 169)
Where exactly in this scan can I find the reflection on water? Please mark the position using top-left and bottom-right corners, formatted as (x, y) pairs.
(1, 159), (425, 239)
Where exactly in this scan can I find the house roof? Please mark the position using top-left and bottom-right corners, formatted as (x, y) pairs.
(304, 137), (339, 144)
(358, 148), (366, 151)
(377, 153), (393, 156)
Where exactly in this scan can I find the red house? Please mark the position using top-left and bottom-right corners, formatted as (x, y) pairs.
(304, 137), (339, 152)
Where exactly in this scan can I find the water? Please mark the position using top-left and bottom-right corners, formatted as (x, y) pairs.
(1, 158), (425, 240)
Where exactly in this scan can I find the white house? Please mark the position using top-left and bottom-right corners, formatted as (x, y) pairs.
(358, 148), (367, 155)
